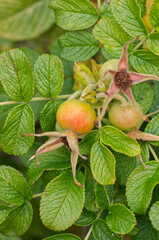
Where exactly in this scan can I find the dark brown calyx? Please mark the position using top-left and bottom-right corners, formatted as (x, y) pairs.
(114, 71), (132, 91)
(61, 137), (70, 150)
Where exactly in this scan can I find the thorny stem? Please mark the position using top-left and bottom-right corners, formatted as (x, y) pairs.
(0, 93), (81, 106)
(32, 193), (43, 198)
(84, 209), (103, 240)
(147, 143), (159, 162)
(129, 28), (156, 56)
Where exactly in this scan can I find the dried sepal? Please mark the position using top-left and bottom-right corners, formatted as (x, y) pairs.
(96, 36), (159, 124)
(25, 130), (86, 187)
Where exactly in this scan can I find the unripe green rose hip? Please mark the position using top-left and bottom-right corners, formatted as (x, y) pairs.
(108, 102), (143, 131)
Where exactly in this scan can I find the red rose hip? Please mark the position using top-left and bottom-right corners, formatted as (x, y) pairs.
(56, 100), (96, 135)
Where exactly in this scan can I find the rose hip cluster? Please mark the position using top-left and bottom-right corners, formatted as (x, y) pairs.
(26, 37), (159, 186)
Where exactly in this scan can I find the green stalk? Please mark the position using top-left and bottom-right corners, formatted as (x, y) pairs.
(84, 209), (103, 240)
(32, 193), (43, 198)
(146, 109), (159, 118)
(97, 0), (101, 11)
(129, 28), (156, 56)
(0, 94), (78, 106)
(147, 143), (159, 162)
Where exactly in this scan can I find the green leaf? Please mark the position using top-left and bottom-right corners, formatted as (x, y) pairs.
(40, 100), (61, 132)
(99, 2), (113, 19)
(149, 201), (159, 231)
(0, 104), (35, 156)
(0, 166), (32, 205)
(115, 154), (140, 186)
(90, 142), (116, 185)
(95, 183), (110, 209)
(0, 94), (18, 128)
(75, 208), (96, 227)
(115, 142), (149, 186)
(0, 234), (21, 240)
(106, 204), (136, 234)
(150, 82), (159, 114)
(93, 18), (132, 58)
(147, 33), (159, 56)
(132, 82), (153, 114)
(131, 216), (159, 240)
(145, 114), (159, 146)
(93, 219), (120, 240)
(0, 205), (11, 224)
(49, 0), (98, 30)
(0, 202), (33, 237)
(43, 234), (81, 240)
(84, 164), (99, 212)
(79, 130), (100, 155)
(130, 50), (159, 76)
(0, 49), (34, 102)
(149, 0), (159, 31)
(137, 0), (146, 18)
(34, 54), (64, 98)
(58, 31), (99, 62)
(101, 126), (141, 157)
(0, 0), (55, 41)
(113, 188), (127, 205)
(20, 47), (39, 68)
(126, 161), (159, 215)
(111, 0), (147, 38)
(29, 99), (47, 121)
(27, 146), (71, 185)
(40, 170), (85, 231)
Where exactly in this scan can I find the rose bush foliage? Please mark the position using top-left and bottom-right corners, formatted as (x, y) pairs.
(0, 0), (159, 239)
